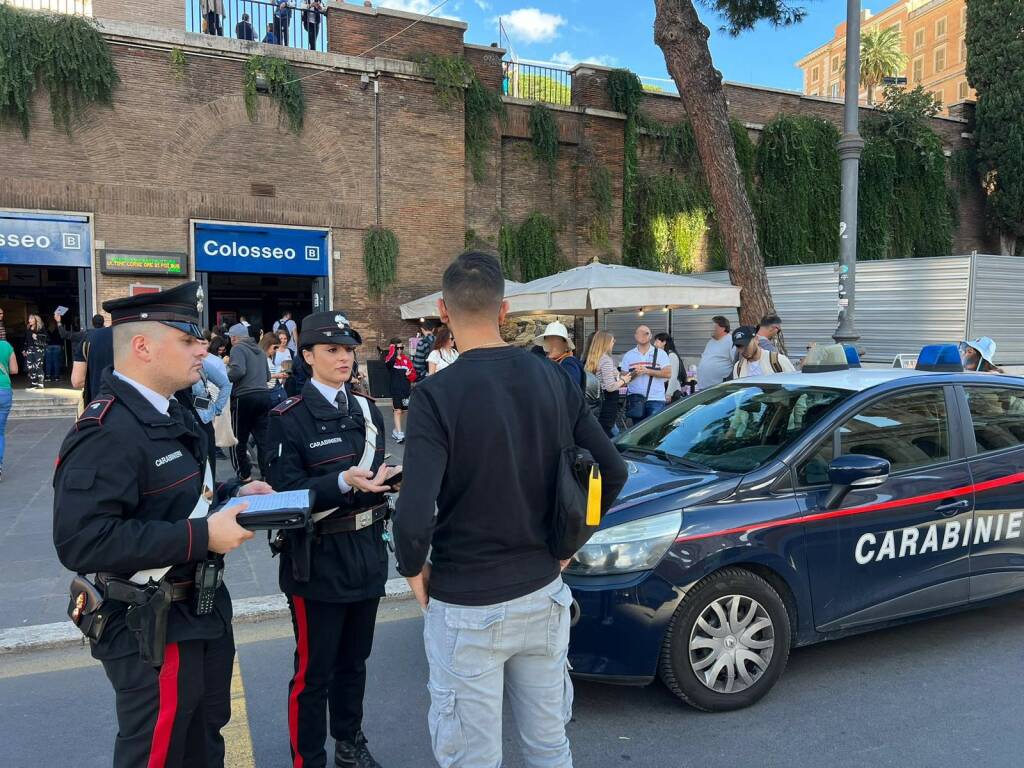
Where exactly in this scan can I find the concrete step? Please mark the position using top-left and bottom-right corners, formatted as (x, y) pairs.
(10, 388), (81, 419)
(10, 407), (77, 419)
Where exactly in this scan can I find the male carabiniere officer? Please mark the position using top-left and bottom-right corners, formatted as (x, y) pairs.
(52, 281), (272, 768)
(268, 311), (400, 768)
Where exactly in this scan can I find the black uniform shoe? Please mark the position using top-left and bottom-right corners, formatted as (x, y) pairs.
(335, 731), (382, 768)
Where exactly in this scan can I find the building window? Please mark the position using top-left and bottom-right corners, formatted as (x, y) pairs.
(914, 28), (925, 49)
(830, 82), (840, 98)
(935, 17), (947, 39)
(831, 54), (840, 73)
(961, 37), (967, 63)
(961, 6), (967, 30)
(913, 57), (923, 84)
(932, 90), (943, 106)
(812, 65), (820, 83)
(959, 80), (969, 101)
(935, 46), (946, 73)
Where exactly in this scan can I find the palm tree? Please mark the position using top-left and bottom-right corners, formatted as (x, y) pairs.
(858, 26), (907, 105)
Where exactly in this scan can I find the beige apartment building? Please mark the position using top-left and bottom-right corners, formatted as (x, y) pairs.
(796, 0), (974, 112)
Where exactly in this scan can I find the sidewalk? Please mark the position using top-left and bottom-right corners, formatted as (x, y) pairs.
(0, 405), (405, 636)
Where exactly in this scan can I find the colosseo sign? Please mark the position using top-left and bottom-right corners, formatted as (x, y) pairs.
(0, 211), (92, 267)
(193, 221), (329, 276)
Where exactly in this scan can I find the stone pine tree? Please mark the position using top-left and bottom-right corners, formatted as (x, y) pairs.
(966, 0), (1024, 256)
(653, 0), (806, 325)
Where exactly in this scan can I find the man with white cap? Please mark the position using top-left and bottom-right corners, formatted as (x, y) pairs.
(960, 337), (1001, 373)
(537, 320), (584, 391)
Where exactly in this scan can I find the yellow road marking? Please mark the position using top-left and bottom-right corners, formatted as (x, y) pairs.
(222, 655), (256, 768)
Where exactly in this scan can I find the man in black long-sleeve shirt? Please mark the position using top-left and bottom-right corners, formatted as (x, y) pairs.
(394, 252), (627, 768)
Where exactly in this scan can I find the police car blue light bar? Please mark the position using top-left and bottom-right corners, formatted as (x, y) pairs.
(916, 344), (963, 372)
(842, 344), (861, 368)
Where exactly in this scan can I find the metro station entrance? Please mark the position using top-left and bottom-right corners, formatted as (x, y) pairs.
(192, 220), (330, 336)
(0, 210), (93, 386)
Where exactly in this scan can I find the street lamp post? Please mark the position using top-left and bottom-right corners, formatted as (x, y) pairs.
(834, 0), (864, 344)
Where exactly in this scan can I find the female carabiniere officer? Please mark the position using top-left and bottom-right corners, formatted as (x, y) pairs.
(51, 281), (272, 768)
(268, 311), (400, 768)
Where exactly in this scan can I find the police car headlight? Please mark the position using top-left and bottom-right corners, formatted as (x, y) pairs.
(566, 510), (682, 576)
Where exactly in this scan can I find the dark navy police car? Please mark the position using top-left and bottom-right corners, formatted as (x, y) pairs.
(564, 345), (1024, 711)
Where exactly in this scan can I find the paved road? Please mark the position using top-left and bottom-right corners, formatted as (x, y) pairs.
(0, 412), (404, 630)
(5, 595), (1024, 767)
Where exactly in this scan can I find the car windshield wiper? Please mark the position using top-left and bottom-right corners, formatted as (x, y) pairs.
(621, 446), (710, 472)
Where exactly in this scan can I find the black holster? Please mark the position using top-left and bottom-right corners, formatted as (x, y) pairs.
(111, 580), (173, 667)
(287, 527), (314, 583)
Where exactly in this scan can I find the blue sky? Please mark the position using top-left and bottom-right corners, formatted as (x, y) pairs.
(377, 0), (855, 92)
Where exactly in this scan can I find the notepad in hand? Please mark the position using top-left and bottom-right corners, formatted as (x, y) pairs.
(218, 489), (315, 530)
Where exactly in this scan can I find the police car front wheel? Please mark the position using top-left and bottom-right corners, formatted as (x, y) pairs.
(659, 568), (792, 711)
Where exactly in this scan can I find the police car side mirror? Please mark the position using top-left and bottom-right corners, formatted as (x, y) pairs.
(823, 454), (890, 509)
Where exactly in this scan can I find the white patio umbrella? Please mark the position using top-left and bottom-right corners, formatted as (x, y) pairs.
(399, 280), (522, 320)
(504, 261), (740, 323)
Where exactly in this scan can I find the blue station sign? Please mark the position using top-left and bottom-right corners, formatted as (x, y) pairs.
(0, 211), (92, 268)
(193, 221), (329, 276)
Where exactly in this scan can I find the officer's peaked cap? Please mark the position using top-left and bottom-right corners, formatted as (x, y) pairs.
(300, 311), (362, 349)
(102, 281), (204, 339)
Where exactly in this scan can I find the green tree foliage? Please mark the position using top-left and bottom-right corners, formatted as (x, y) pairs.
(363, 227), (399, 298)
(513, 73), (571, 105)
(499, 212), (564, 281)
(856, 25), (907, 105)
(0, 6), (119, 137)
(756, 116), (841, 265)
(966, 0), (1024, 255)
(243, 56), (305, 135)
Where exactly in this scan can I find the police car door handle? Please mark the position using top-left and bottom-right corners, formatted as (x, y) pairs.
(935, 499), (970, 517)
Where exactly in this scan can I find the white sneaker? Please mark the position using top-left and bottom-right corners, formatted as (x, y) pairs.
(391, 430), (401, 442)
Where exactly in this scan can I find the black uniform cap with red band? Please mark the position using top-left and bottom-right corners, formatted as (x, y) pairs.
(299, 311), (362, 349)
(102, 280), (205, 339)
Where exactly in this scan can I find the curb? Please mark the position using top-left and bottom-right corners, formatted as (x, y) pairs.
(0, 578), (413, 656)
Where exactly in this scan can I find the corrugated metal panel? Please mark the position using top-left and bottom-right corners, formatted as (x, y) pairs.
(968, 255), (1024, 364)
(674, 256), (971, 363)
(582, 310), (669, 357)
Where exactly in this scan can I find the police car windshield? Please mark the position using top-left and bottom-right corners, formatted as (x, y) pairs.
(617, 383), (852, 474)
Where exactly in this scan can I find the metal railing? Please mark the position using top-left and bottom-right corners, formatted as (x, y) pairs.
(186, 0), (326, 53)
(502, 59), (572, 105)
(0, 0), (92, 15)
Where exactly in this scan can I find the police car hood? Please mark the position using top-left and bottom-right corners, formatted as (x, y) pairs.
(606, 454), (740, 524)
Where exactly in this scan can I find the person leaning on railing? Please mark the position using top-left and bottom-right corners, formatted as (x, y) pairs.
(302, 0), (325, 50)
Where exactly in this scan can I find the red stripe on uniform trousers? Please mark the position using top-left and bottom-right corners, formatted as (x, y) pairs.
(289, 596), (310, 768)
(147, 642), (180, 768)
(675, 471), (1024, 544)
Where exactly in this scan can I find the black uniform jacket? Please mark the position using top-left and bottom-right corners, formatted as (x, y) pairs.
(268, 380), (388, 603)
(53, 369), (240, 661)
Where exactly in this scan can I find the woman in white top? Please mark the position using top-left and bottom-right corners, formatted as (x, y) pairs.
(260, 333), (288, 385)
(273, 329), (293, 369)
(654, 333), (682, 403)
(427, 325), (459, 374)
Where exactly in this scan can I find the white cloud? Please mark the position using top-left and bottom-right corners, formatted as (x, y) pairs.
(549, 51), (617, 68)
(474, 0), (491, 9)
(495, 8), (566, 43)
(377, 0), (463, 20)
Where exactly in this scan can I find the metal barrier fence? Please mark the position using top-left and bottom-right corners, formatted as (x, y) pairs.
(502, 60), (572, 105)
(0, 0), (93, 15)
(186, 0), (326, 53)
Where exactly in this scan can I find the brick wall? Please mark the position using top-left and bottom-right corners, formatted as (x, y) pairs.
(92, 0), (182, 30)
(327, 1), (464, 60)
(464, 44), (505, 93)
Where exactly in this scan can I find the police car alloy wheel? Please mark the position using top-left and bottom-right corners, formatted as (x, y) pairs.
(659, 567), (792, 711)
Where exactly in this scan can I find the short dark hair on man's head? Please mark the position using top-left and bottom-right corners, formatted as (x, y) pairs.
(442, 251), (504, 317)
(92, 314), (105, 328)
(759, 313), (782, 328)
(712, 315), (730, 333)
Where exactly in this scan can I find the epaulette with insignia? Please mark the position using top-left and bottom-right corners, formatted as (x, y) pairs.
(271, 396), (303, 415)
(75, 397), (115, 431)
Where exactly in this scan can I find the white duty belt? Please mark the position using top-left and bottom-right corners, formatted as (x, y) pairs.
(130, 460), (215, 585)
(311, 393), (379, 523)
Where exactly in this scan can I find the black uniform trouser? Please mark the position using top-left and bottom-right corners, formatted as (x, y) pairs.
(232, 392), (269, 480)
(102, 630), (235, 768)
(287, 595), (380, 767)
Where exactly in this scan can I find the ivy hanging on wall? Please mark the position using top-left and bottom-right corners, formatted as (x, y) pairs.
(0, 6), (119, 138)
(498, 212), (564, 282)
(755, 115), (841, 266)
(169, 48), (188, 81)
(606, 69), (644, 259)
(243, 56), (305, 135)
(419, 53), (505, 184)
(580, 144), (613, 248)
(363, 227), (399, 298)
(529, 103), (559, 176)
